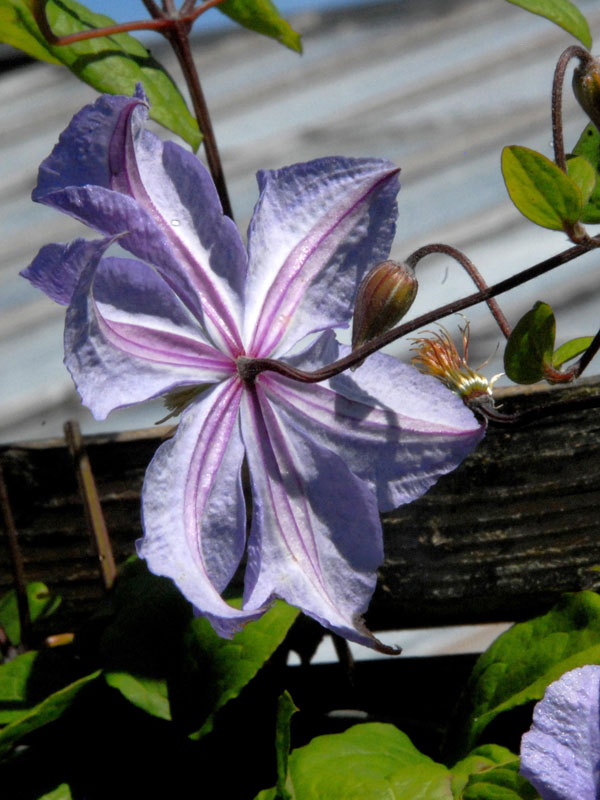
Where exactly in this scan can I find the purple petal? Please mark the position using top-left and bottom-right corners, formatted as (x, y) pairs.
(35, 93), (246, 356)
(65, 253), (233, 420)
(32, 92), (146, 200)
(267, 332), (484, 511)
(138, 379), (266, 637)
(22, 237), (117, 306)
(244, 157), (399, 358)
(520, 665), (600, 800)
(240, 384), (398, 653)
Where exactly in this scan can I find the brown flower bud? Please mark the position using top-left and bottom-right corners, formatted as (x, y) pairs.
(351, 260), (418, 361)
(573, 56), (600, 131)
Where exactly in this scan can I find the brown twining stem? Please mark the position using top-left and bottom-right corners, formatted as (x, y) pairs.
(239, 235), (600, 383)
(64, 421), (116, 592)
(33, 0), (233, 219)
(406, 243), (512, 339)
(0, 464), (32, 649)
(163, 20), (234, 219)
(552, 45), (594, 172)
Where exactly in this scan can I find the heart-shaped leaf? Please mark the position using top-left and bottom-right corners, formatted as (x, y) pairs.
(504, 301), (556, 383)
(502, 146), (583, 230)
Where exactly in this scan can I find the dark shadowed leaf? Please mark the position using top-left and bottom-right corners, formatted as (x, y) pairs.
(0, 670), (101, 755)
(504, 302), (556, 383)
(183, 599), (299, 739)
(0, 0), (200, 148)
(218, 0), (301, 52)
(502, 146), (583, 230)
(0, 582), (61, 646)
(275, 691), (298, 800)
(0, 651), (38, 725)
(505, 0), (591, 47)
(104, 671), (170, 720)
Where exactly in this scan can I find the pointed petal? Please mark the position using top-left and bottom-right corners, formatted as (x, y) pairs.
(520, 665), (600, 800)
(65, 249), (232, 420)
(268, 332), (484, 511)
(139, 379), (266, 637)
(34, 93), (246, 356)
(240, 385), (397, 653)
(244, 157), (400, 357)
(22, 237), (116, 306)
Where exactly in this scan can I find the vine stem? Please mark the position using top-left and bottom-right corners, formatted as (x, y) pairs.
(406, 243), (512, 339)
(239, 236), (600, 383)
(552, 44), (594, 172)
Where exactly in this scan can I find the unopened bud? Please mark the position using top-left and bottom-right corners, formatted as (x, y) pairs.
(351, 260), (418, 362)
(573, 56), (600, 131)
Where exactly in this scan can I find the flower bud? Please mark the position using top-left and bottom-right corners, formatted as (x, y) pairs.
(573, 56), (600, 131)
(351, 260), (418, 359)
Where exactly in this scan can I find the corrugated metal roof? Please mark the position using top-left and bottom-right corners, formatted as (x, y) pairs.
(2, 0), (600, 441)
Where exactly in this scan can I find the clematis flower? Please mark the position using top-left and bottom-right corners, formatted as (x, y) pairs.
(520, 665), (600, 800)
(23, 89), (484, 651)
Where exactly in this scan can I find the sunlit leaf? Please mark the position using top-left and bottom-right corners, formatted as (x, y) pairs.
(504, 301), (556, 384)
(572, 123), (600, 222)
(104, 672), (170, 721)
(0, 0), (200, 149)
(502, 146), (583, 230)
(552, 335), (593, 366)
(566, 154), (596, 205)
(0, 582), (61, 646)
(39, 784), (73, 800)
(0, 651), (38, 725)
(218, 0), (302, 52)
(450, 591), (600, 759)
(254, 723), (454, 800)
(505, 0), (591, 48)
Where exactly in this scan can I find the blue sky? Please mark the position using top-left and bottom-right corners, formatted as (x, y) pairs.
(91, 0), (385, 35)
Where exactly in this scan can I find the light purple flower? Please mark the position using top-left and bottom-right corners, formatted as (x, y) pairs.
(520, 665), (600, 800)
(23, 89), (484, 651)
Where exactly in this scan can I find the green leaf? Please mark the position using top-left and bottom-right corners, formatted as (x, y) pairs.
(0, 669), (101, 755)
(0, 582), (61, 646)
(451, 746), (539, 799)
(256, 723), (454, 800)
(451, 591), (600, 758)
(0, 0), (60, 62)
(218, 0), (301, 52)
(502, 146), (583, 230)
(566, 154), (596, 205)
(0, 650), (38, 724)
(552, 335), (593, 366)
(504, 301), (556, 383)
(572, 123), (600, 222)
(275, 691), (298, 800)
(184, 599), (299, 738)
(0, 0), (200, 149)
(104, 671), (170, 721)
(505, 0), (591, 48)
(39, 784), (73, 800)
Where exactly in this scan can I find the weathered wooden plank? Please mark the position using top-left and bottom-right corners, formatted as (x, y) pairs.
(0, 379), (599, 632)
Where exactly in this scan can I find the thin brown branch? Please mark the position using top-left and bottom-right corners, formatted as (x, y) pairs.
(64, 421), (116, 592)
(0, 464), (31, 649)
(552, 45), (593, 171)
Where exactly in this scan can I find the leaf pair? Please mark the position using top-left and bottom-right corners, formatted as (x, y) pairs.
(0, 0), (301, 149)
(504, 300), (591, 383)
